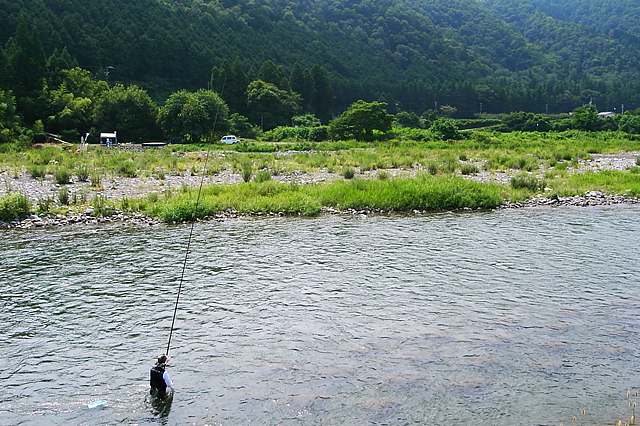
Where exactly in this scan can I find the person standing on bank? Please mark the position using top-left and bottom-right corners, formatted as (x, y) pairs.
(150, 355), (174, 399)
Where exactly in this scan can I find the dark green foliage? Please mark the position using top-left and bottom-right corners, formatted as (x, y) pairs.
(618, 115), (640, 134)
(310, 65), (334, 123)
(429, 118), (462, 141)
(328, 100), (394, 141)
(246, 80), (301, 130)
(157, 89), (229, 142)
(395, 111), (423, 129)
(501, 112), (551, 132)
(94, 84), (161, 142)
(1, 0), (640, 134)
(342, 167), (356, 179)
(229, 113), (261, 139)
(570, 105), (600, 131)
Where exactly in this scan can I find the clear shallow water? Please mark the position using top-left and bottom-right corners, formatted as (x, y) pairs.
(1, 205), (640, 426)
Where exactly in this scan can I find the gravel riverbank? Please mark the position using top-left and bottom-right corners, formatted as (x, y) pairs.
(1, 152), (638, 229)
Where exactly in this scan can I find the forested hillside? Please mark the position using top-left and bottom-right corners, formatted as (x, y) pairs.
(1, 0), (640, 136)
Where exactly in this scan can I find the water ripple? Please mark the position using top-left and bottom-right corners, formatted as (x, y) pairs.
(1, 206), (640, 425)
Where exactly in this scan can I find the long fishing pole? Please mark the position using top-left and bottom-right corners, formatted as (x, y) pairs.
(165, 75), (227, 357)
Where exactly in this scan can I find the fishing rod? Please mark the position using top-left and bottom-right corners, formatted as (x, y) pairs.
(165, 75), (227, 357)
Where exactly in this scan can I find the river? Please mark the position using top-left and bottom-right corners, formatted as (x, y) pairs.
(1, 205), (640, 426)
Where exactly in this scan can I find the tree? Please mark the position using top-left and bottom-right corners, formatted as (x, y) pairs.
(328, 100), (394, 141)
(570, 104), (600, 131)
(395, 111), (422, 128)
(258, 60), (286, 89)
(229, 113), (261, 139)
(246, 80), (301, 130)
(0, 86), (21, 143)
(292, 114), (321, 128)
(44, 67), (109, 138)
(5, 15), (47, 97)
(618, 115), (640, 134)
(429, 117), (462, 140)
(94, 84), (161, 142)
(211, 58), (249, 115)
(47, 47), (78, 88)
(157, 89), (230, 142)
(290, 63), (315, 111)
(311, 65), (333, 124)
(4, 15), (48, 124)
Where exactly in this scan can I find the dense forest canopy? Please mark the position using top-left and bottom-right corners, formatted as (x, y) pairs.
(1, 0), (640, 139)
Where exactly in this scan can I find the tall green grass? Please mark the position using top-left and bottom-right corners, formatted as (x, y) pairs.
(147, 176), (504, 222)
(0, 192), (31, 221)
(547, 170), (640, 197)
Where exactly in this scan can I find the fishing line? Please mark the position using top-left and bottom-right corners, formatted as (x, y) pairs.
(165, 73), (228, 357)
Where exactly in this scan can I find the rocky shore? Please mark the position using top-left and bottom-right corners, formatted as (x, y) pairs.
(1, 152), (638, 229)
(3, 190), (639, 229)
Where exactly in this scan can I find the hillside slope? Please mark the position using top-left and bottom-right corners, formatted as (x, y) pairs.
(1, 0), (640, 116)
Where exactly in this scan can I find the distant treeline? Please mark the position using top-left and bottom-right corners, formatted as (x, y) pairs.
(2, 0), (640, 140)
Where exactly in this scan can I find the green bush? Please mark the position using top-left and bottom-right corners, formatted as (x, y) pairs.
(460, 164), (479, 175)
(58, 186), (70, 205)
(28, 165), (46, 179)
(53, 167), (72, 184)
(115, 160), (137, 177)
(253, 170), (272, 183)
(0, 192), (31, 221)
(511, 175), (545, 191)
(342, 167), (356, 179)
(91, 194), (115, 216)
(76, 164), (90, 182)
(241, 159), (253, 182)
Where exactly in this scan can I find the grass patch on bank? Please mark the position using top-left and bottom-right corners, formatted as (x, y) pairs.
(145, 176), (504, 222)
(547, 170), (640, 198)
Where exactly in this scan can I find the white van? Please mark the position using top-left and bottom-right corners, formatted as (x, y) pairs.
(220, 135), (240, 144)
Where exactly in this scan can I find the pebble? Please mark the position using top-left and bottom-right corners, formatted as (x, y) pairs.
(0, 209), (162, 229)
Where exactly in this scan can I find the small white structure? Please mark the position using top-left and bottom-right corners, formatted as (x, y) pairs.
(100, 131), (117, 145)
(597, 111), (616, 118)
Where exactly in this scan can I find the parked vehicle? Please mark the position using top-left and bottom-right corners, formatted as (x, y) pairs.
(220, 135), (240, 144)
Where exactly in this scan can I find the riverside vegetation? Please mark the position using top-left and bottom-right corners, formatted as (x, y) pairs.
(1, 129), (640, 224)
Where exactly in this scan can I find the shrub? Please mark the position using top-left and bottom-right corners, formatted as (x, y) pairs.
(28, 165), (46, 179)
(429, 118), (462, 140)
(36, 196), (54, 214)
(377, 170), (390, 180)
(53, 167), (72, 184)
(460, 164), (479, 175)
(342, 167), (356, 179)
(0, 192), (31, 221)
(116, 160), (137, 178)
(241, 159), (253, 182)
(90, 171), (103, 187)
(58, 186), (70, 205)
(426, 161), (439, 175)
(254, 170), (272, 183)
(510, 175), (545, 191)
(76, 164), (90, 182)
(91, 194), (115, 217)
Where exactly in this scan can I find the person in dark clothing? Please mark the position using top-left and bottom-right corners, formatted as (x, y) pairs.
(150, 354), (174, 399)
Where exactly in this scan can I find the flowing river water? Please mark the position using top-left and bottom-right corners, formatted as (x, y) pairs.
(1, 205), (640, 426)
